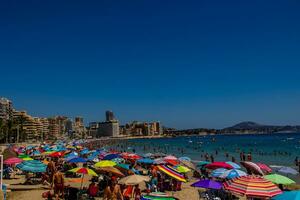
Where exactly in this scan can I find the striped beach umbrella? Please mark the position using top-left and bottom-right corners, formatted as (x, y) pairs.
(241, 161), (264, 176)
(157, 165), (187, 182)
(223, 176), (282, 198)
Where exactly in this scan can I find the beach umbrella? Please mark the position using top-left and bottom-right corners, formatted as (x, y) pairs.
(164, 155), (177, 160)
(143, 153), (154, 158)
(80, 149), (90, 155)
(122, 153), (141, 160)
(157, 165), (187, 182)
(49, 151), (64, 158)
(264, 174), (296, 185)
(96, 166), (125, 177)
(277, 167), (299, 175)
(272, 191), (300, 200)
(141, 194), (176, 200)
(95, 160), (117, 168)
(18, 154), (30, 159)
(65, 152), (78, 158)
(16, 160), (47, 173)
(137, 158), (154, 164)
(111, 157), (125, 164)
(103, 154), (121, 160)
(67, 157), (87, 163)
(154, 158), (167, 165)
(226, 162), (241, 169)
(68, 167), (98, 189)
(165, 159), (180, 166)
(240, 161), (264, 176)
(180, 160), (196, 170)
(191, 179), (222, 190)
(257, 163), (272, 174)
(197, 161), (211, 167)
(219, 169), (247, 179)
(4, 157), (23, 165)
(211, 168), (227, 177)
(118, 174), (150, 185)
(206, 162), (233, 170)
(22, 157), (33, 161)
(174, 165), (191, 173)
(31, 150), (41, 156)
(116, 163), (131, 170)
(178, 157), (191, 162)
(223, 176), (282, 198)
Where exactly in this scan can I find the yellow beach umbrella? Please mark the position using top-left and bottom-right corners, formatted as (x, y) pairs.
(22, 157), (33, 161)
(95, 160), (117, 168)
(176, 165), (191, 173)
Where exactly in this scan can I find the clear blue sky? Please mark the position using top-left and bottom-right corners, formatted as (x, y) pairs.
(0, 1), (300, 129)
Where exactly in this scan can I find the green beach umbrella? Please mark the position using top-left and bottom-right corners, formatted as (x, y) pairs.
(264, 174), (296, 185)
(175, 165), (191, 173)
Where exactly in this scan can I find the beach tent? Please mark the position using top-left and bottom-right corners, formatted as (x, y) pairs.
(16, 160), (47, 173)
(223, 176), (282, 198)
(264, 174), (295, 185)
(118, 174), (150, 185)
(272, 191), (300, 200)
(157, 165), (187, 182)
(191, 179), (222, 190)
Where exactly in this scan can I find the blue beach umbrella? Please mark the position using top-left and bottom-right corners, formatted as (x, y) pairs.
(143, 153), (154, 158)
(111, 158), (125, 164)
(226, 162), (241, 169)
(137, 158), (154, 164)
(272, 191), (300, 200)
(65, 152), (78, 158)
(219, 169), (247, 179)
(103, 154), (121, 160)
(31, 150), (41, 156)
(211, 168), (227, 177)
(68, 157), (87, 163)
(80, 149), (90, 155)
(117, 164), (130, 170)
(178, 157), (191, 162)
(16, 160), (47, 173)
(277, 167), (299, 175)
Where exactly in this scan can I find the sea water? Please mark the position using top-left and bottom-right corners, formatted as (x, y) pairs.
(111, 133), (300, 166)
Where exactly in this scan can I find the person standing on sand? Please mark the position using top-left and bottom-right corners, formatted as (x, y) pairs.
(52, 169), (64, 200)
(47, 158), (56, 184)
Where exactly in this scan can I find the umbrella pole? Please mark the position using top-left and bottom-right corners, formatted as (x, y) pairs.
(80, 174), (84, 190)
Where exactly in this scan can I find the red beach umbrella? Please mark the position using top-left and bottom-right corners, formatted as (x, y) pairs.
(223, 176), (282, 198)
(49, 151), (64, 158)
(205, 162), (234, 170)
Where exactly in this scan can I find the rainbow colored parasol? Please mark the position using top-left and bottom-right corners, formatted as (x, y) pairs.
(223, 176), (282, 198)
(157, 165), (187, 182)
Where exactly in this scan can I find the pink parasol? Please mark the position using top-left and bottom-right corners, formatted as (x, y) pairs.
(4, 157), (23, 165)
(256, 163), (272, 174)
(205, 162), (234, 170)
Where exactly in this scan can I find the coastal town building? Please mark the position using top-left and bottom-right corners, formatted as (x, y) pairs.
(120, 121), (163, 136)
(73, 116), (86, 139)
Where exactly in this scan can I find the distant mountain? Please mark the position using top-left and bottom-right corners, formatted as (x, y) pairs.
(229, 121), (264, 129)
(221, 121), (300, 134)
